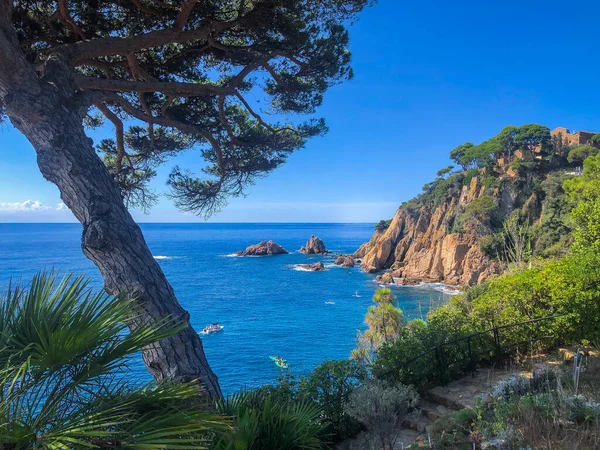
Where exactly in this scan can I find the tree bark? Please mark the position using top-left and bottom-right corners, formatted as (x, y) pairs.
(0, 20), (222, 400)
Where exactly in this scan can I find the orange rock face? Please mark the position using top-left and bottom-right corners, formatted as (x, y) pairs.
(359, 176), (501, 286)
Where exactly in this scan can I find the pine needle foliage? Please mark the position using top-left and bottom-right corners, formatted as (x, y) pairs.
(352, 288), (403, 365)
(9, 0), (374, 215)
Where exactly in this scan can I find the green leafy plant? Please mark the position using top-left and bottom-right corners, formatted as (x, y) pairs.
(346, 380), (419, 450)
(374, 219), (392, 231)
(564, 153), (600, 251)
(214, 390), (327, 450)
(0, 271), (228, 449)
(256, 359), (366, 442)
(568, 145), (599, 164)
(427, 408), (477, 448)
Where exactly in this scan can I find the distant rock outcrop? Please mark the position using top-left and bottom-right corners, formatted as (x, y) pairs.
(299, 235), (327, 254)
(334, 255), (355, 267)
(235, 240), (289, 256)
(296, 262), (325, 272)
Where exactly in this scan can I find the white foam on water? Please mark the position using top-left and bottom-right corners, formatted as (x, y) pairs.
(291, 264), (326, 272)
(413, 282), (462, 296)
(153, 255), (173, 260)
(434, 286), (462, 296)
(373, 279), (461, 296)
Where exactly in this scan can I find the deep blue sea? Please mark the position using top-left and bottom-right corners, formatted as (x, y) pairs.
(0, 223), (448, 394)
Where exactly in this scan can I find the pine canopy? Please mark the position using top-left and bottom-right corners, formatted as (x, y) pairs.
(9, 0), (372, 215)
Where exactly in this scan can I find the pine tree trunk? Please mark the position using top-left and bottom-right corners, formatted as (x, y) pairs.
(0, 21), (222, 400)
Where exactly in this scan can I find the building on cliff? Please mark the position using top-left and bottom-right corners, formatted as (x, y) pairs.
(551, 127), (598, 148)
(497, 127), (598, 173)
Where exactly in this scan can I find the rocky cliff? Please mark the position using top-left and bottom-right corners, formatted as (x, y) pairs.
(357, 175), (505, 286)
(357, 124), (581, 286)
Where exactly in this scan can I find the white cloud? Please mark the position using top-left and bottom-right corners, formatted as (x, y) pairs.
(0, 200), (68, 213)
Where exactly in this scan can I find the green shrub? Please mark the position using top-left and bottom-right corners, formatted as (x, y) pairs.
(477, 367), (600, 449)
(374, 219), (392, 231)
(463, 168), (480, 186)
(509, 158), (535, 176)
(458, 195), (498, 230)
(564, 154), (600, 252)
(483, 174), (500, 191)
(401, 199), (422, 212)
(256, 359), (366, 442)
(373, 303), (486, 390)
(214, 391), (327, 450)
(568, 145), (599, 164)
(346, 380), (419, 449)
(400, 173), (466, 211)
(295, 360), (366, 441)
(427, 408), (477, 447)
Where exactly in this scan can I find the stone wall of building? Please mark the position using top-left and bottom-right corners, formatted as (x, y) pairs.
(551, 127), (598, 147)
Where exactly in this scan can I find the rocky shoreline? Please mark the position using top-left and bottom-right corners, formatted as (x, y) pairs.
(233, 234), (465, 290)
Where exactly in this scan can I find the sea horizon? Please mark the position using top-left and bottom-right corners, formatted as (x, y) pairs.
(0, 221), (379, 224)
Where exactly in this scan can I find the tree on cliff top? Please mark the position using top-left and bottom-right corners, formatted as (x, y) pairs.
(513, 124), (551, 159)
(567, 145), (599, 164)
(0, 0), (372, 399)
(450, 142), (474, 170)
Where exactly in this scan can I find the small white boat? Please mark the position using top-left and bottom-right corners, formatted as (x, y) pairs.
(325, 300), (335, 305)
(200, 322), (224, 334)
(353, 291), (361, 298)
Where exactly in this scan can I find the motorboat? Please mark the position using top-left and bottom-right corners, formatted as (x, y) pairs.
(200, 322), (224, 334)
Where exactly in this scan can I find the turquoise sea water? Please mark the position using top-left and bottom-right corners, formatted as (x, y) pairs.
(0, 223), (448, 394)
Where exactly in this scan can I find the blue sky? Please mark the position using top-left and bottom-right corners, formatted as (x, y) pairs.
(1, 0), (599, 223)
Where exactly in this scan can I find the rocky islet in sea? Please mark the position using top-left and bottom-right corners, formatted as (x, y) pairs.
(235, 240), (289, 256)
(299, 235), (328, 254)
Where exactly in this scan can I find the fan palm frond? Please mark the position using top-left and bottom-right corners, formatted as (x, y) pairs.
(0, 271), (229, 449)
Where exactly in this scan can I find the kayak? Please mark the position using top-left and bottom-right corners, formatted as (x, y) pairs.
(269, 355), (287, 363)
(269, 355), (289, 368)
(275, 360), (289, 369)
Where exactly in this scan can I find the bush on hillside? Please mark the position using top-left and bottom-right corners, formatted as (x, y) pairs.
(374, 219), (392, 231)
(213, 390), (327, 450)
(564, 154), (600, 252)
(477, 367), (600, 449)
(463, 168), (480, 186)
(256, 359), (366, 442)
(346, 380), (419, 450)
(373, 243), (600, 391)
(568, 145), (599, 164)
(458, 195), (498, 232)
(427, 408), (477, 448)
